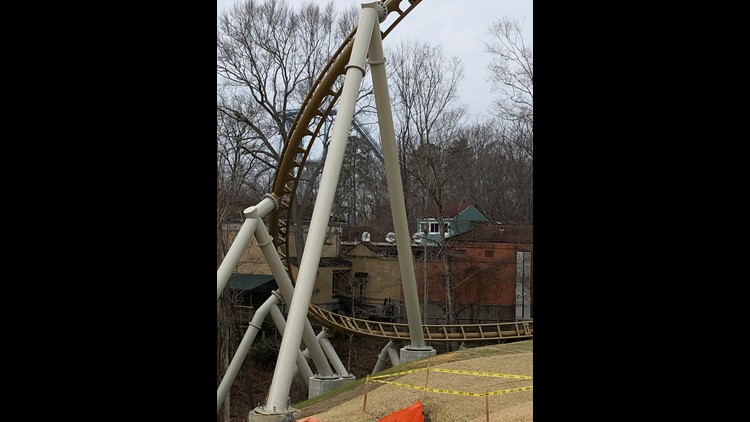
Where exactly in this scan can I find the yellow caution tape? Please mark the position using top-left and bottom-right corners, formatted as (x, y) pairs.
(371, 367), (531, 380)
(372, 379), (533, 397)
(486, 386), (534, 396)
(370, 368), (425, 380)
(427, 368), (532, 380)
(375, 380), (487, 397)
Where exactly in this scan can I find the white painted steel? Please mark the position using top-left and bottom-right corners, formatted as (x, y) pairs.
(217, 292), (280, 412)
(368, 21), (428, 348)
(243, 195), (278, 219)
(269, 305), (314, 386)
(318, 331), (349, 377)
(216, 217), (258, 301)
(254, 218), (334, 376)
(387, 345), (400, 366)
(299, 329), (350, 378)
(261, 4), (381, 412)
(216, 196), (276, 301)
(372, 340), (393, 374)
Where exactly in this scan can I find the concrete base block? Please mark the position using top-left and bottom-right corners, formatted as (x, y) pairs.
(247, 405), (300, 422)
(308, 374), (356, 399)
(341, 374), (356, 386)
(399, 346), (437, 364)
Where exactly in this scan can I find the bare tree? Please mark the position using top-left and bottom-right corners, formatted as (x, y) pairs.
(451, 121), (532, 223)
(217, 0), (376, 260)
(334, 135), (388, 227)
(217, 103), (274, 422)
(485, 17), (533, 132)
(484, 17), (533, 223)
(388, 40), (465, 190)
(216, 2), (353, 420)
(388, 41), (469, 344)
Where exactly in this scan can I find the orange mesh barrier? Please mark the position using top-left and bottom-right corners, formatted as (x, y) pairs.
(377, 401), (424, 422)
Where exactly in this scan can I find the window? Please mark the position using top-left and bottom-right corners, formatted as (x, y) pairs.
(353, 272), (368, 298)
(484, 249), (494, 258)
(516, 251), (533, 320)
(354, 272), (369, 285)
(429, 222), (439, 233)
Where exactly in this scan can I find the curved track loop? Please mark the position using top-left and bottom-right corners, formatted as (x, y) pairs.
(267, 0), (532, 342)
(309, 305), (533, 342)
(268, 0), (422, 265)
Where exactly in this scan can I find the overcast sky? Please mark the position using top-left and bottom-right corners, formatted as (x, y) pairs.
(217, 0), (533, 119)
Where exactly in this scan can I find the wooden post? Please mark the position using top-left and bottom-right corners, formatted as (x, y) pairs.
(485, 389), (489, 422)
(363, 375), (370, 412)
(424, 365), (430, 399)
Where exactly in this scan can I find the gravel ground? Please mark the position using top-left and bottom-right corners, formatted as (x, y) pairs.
(298, 341), (533, 421)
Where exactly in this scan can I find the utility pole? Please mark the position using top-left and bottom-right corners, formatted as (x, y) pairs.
(422, 226), (428, 326)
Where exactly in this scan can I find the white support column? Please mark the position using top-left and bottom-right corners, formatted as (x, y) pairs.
(387, 345), (401, 367)
(217, 291), (281, 413)
(318, 329), (350, 377)
(252, 208), (334, 376)
(269, 305), (314, 387)
(367, 18), (433, 353)
(257, 2), (385, 415)
(306, 329), (356, 400)
(372, 340), (395, 374)
(216, 195), (277, 301)
(216, 217), (257, 301)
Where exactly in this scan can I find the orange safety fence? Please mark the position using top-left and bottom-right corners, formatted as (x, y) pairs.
(377, 401), (424, 422)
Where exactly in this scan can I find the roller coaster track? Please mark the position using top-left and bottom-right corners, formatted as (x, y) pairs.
(266, 0), (532, 343)
(308, 305), (533, 341)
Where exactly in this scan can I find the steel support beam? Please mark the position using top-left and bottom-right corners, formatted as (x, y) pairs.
(259, 2), (383, 413)
(368, 15), (429, 349)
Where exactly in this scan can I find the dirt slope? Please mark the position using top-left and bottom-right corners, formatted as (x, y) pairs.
(296, 340), (533, 421)
(227, 337), (533, 421)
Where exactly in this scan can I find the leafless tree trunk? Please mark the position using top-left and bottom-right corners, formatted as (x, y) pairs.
(217, 293), (233, 422)
(388, 41), (470, 346)
(218, 0), (378, 266)
(388, 40), (465, 212)
(484, 17), (533, 223)
(485, 17), (533, 131)
(216, 4), (368, 418)
(334, 135), (388, 228)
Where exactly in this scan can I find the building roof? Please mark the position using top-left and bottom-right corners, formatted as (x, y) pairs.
(341, 240), (402, 258)
(288, 257), (352, 267)
(442, 201), (474, 217)
(228, 274), (277, 292)
(341, 225), (394, 243)
(417, 202), (489, 220)
(448, 222), (533, 243)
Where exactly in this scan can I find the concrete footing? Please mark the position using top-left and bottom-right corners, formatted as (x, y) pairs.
(399, 346), (437, 364)
(247, 405), (300, 422)
(308, 374), (357, 399)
